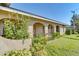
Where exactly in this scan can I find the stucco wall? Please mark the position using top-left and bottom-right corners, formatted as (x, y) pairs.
(0, 22), (4, 36)
(59, 25), (65, 35)
(0, 10), (66, 37)
(28, 19), (66, 37)
(0, 37), (32, 55)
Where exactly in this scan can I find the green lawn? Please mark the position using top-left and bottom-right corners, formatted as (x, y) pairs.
(4, 34), (79, 56)
(45, 34), (79, 56)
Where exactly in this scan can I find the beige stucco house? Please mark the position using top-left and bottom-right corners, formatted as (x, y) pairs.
(0, 6), (66, 38)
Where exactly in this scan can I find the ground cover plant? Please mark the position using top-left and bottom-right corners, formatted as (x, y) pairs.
(4, 49), (32, 56)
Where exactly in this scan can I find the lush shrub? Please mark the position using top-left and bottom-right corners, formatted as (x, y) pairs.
(4, 19), (15, 39)
(51, 32), (60, 40)
(65, 28), (77, 35)
(3, 17), (29, 39)
(4, 49), (32, 56)
(15, 29), (29, 39)
(65, 29), (72, 35)
(0, 3), (10, 7)
(31, 35), (47, 56)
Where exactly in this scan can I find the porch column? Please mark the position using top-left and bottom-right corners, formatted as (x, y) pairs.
(60, 26), (63, 35)
(59, 25), (65, 35)
(28, 24), (33, 38)
(44, 24), (48, 37)
(63, 27), (66, 34)
(53, 24), (56, 33)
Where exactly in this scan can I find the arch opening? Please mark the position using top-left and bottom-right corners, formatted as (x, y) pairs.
(56, 25), (60, 32)
(33, 23), (45, 37)
(48, 24), (54, 36)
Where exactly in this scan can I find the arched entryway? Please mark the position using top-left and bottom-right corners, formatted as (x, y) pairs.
(56, 25), (60, 32)
(33, 23), (45, 37)
(48, 24), (54, 36)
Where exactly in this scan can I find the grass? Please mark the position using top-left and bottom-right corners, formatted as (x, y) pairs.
(4, 34), (79, 56)
(45, 34), (79, 56)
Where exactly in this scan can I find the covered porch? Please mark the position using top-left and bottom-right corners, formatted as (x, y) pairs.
(0, 8), (66, 38)
(28, 20), (63, 38)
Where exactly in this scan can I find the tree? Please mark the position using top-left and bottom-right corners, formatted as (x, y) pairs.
(0, 3), (11, 7)
(71, 14), (79, 33)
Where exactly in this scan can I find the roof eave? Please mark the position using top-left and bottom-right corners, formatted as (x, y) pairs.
(0, 6), (67, 26)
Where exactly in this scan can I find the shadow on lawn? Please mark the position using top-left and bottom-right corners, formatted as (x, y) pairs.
(64, 36), (79, 40)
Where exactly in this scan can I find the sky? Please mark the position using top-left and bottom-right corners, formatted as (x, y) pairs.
(10, 3), (79, 25)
